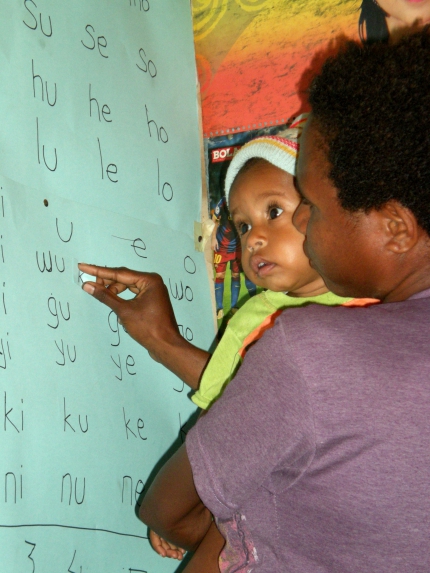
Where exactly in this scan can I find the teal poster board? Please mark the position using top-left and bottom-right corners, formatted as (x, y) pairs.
(0, 1), (214, 571)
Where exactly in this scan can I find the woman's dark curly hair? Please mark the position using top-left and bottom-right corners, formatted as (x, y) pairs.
(359, 0), (389, 43)
(308, 27), (430, 234)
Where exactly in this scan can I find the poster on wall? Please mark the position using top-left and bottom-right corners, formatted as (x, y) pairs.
(192, 0), (360, 137)
(0, 2), (215, 571)
(192, 0), (426, 138)
(192, 0), (430, 320)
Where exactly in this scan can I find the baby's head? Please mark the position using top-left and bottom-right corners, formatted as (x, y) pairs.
(225, 129), (326, 296)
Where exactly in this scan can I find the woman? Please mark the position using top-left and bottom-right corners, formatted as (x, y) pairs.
(138, 30), (430, 573)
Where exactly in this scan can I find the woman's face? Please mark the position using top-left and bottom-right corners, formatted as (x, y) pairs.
(377, 0), (430, 32)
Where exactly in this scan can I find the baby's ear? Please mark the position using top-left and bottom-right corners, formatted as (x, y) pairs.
(379, 200), (419, 254)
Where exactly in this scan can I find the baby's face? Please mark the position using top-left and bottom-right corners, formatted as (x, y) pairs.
(229, 160), (325, 296)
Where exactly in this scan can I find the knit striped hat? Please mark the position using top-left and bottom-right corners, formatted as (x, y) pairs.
(224, 115), (307, 205)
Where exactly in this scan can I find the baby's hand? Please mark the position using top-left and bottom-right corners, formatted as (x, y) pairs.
(149, 529), (186, 560)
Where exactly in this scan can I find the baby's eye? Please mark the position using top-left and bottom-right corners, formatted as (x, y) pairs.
(237, 222), (251, 236)
(269, 206), (283, 220)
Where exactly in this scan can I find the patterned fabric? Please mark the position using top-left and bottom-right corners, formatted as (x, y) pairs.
(224, 134), (299, 205)
(217, 513), (258, 573)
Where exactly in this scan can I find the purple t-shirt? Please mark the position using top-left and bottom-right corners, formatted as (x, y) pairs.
(187, 289), (430, 572)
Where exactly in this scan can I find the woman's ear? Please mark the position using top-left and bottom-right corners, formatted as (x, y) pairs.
(379, 200), (419, 254)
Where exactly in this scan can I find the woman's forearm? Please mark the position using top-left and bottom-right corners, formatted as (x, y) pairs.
(139, 444), (212, 551)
